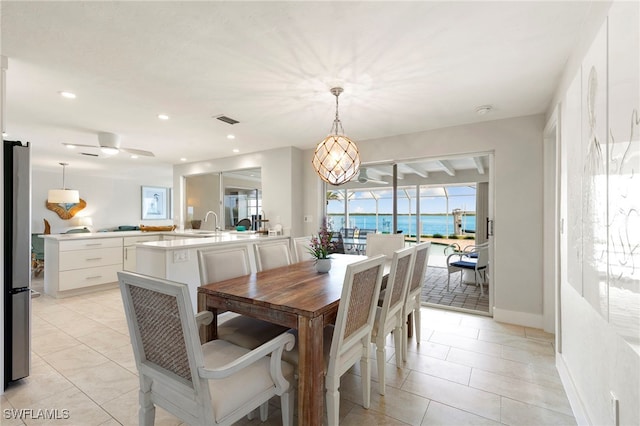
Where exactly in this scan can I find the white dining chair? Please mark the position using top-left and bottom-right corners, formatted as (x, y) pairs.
(118, 271), (295, 426)
(402, 242), (431, 361)
(292, 236), (315, 263)
(197, 245), (289, 350)
(254, 239), (293, 271)
(365, 233), (405, 259)
(371, 246), (415, 395)
(281, 255), (386, 424)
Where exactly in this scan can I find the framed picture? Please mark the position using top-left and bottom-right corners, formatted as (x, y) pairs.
(141, 186), (169, 220)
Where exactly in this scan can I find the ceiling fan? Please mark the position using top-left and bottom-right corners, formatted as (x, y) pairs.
(62, 132), (155, 157)
(357, 168), (388, 185)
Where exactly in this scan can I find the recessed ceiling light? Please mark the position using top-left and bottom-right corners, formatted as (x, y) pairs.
(158, 114), (170, 120)
(65, 144), (76, 149)
(476, 105), (493, 115)
(227, 134), (235, 140)
(180, 158), (187, 162)
(232, 148), (240, 153)
(131, 155), (138, 159)
(59, 91), (77, 99)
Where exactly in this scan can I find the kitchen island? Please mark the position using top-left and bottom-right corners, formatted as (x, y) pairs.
(135, 232), (290, 310)
(41, 230), (283, 299)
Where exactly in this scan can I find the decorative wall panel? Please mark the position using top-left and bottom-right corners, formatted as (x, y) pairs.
(580, 23), (608, 318)
(564, 72), (583, 295)
(607, 3), (640, 354)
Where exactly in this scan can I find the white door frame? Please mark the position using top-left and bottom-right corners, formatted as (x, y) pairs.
(543, 105), (562, 351)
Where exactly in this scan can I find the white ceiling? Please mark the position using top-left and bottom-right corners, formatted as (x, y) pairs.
(2, 1), (598, 176)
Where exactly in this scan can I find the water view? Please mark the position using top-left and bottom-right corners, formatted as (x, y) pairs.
(327, 213), (476, 236)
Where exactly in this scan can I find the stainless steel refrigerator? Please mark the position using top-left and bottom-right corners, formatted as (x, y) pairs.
(3, 140), (31, 389)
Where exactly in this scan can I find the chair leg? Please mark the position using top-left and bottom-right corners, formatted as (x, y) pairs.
(376, 343), (386, 395)
(393, 324), (403, 366)
(414, 303), (422, 343)
(402, 317), (408, 362)
(446, 272), (451, 292)
(475, 270), (483, 296)
(325, 375), (340, 426)
(280, 390), (294, 426)
(139, 381), (155, 426)
(360, 354), (371, 409)
(259, 402), (268, 421)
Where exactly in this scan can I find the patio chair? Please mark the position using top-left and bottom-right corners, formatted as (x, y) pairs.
(462, 241), (490, 259)
(254, 239), (293, 271)
(371, 246), (415, 395)
(197, 245), (289, 350)
(329, 231), (345, 255)
(341, 227), (356, 253)
(355, 228), (377, 254)
(446, 243), (489, 296)
(402, 242), (431, 361)
(118, 271), (295, 426)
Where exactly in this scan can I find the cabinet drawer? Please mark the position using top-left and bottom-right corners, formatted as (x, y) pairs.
(123, 235), (160, 246)
(59, 247), (122, 271)
(59, 238), (122, 251)
(59, 264), (121, 291)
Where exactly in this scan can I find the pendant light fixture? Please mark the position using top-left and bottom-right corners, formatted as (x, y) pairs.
(312, 87), (360, 185)
(47, 162), (79, 204)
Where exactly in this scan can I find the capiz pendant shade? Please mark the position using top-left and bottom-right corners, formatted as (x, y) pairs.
(312, 134), (360, 185)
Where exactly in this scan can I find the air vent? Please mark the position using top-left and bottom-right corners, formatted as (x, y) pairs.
(80, 152), (99, 157)
(215, 115), (240, 125)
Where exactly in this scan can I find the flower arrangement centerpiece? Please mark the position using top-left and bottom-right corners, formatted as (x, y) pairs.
(308, 220), (335, 272)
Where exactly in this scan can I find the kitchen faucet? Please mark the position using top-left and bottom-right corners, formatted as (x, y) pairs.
(204, 211), (219, 231)
(260, 210), (266, 232)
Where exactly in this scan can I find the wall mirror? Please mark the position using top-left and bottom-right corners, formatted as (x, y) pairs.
(184, 168), (261, 230)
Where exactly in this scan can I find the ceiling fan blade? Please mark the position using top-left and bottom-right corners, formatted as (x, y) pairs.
(119, 147), (155, 157)
(62, 142), (98, 149)
(362, 178), (389, 185)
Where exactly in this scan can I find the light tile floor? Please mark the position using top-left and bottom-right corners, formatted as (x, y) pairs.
(2, 279), (575, 425)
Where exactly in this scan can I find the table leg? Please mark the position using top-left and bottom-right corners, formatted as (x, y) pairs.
(297, 315), (324, 426)
(407, 312), (413, 338)
(197, 293), (217, 343)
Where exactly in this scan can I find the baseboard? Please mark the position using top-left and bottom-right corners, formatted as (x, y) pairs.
(492, 307), (543, 328)
(556, 353), (591, 425)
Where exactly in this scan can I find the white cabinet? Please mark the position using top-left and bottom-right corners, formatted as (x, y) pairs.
(45, 237), (123, 296)
(123, 235), (161, 271)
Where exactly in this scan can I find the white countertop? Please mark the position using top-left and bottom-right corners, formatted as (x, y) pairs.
(138, 233), (288, 250)
(40, 230), (168, 240)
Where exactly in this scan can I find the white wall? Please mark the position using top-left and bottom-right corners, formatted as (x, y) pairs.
(553, 1), (639, 425)
(173, 146), (304, 237)
(303, 114), (545, 323)
(32, 168), (173, 234)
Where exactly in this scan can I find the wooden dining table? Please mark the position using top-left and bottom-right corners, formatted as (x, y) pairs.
(198, 253), (366, 426)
